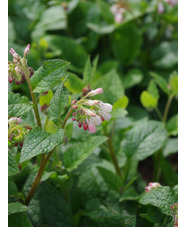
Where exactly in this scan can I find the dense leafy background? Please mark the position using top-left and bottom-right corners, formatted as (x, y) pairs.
(8, 0), (178, 226)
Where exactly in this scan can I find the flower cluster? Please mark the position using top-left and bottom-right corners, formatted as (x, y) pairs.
(171, 203), (178, 227)
(82, 84), (92, 96)
(110, 3), (125, 23)
(8, 44), (34, 84)
(145, 182), (161, 193)
(8, 117), (31, 147)
(71, 88), (113, 133)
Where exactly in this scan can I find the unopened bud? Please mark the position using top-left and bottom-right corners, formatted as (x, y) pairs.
(24, 44), (31, 57)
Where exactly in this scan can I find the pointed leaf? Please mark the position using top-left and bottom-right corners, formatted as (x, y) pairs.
(30, 59), (70, 93)
(20, 128), (64, 163)
(8, 152), (20, 177)
(47, 83), (69, 120)
(8, 202), (28, 215)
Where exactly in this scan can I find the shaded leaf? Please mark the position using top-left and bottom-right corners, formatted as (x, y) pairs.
(8, 152), (20, 177)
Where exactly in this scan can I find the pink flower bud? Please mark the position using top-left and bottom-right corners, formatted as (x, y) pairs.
(72, 100), (77, 104)
(24, 44), (30, 56)
(72, 105), (78, 110)
(145, 182), (161, 193)
(72, 117), (76, 121)
(83, 122), (88, 130)
(78, 122), (82, 128)
(87, 88), (103, 96)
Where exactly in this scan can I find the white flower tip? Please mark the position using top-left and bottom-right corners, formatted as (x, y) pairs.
(88, 88), (104, 96)
(24, 44), (31, 56)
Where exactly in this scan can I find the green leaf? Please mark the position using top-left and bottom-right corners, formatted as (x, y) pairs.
(30, 59), (70, 93)
(27, 182), (75, 227)
(121, 120), (167, 160)
(113, 96), (129, 110)
(8, 202), (28, 215)
(151, 41), (178, 69)
(123, 69), (143, 89)
(139, 186), (178, 216)
(47, 82), (69, 120)
(110, 22), (142, 66)
(32, 6), (66, 39)
(140, 91), (158, 110)
(166, 114), (178, 136)
(64, 72), (86, 93)
(150, 72), (169, 95)
(140, 206), (174, 226)
(147, 80), (159, 100)
(8, 152), (20, 177)
(83, 56), (92, 84)
(63, 136), (108, 171)
(163, 138), (178, 157)
(97, 167), (122, 191)
(8, 92), (32, 117)
(169, 71), (178, 96)
(44, 35), (88, 72)
(20, 128), (64, 163)
(39, 90), (53, 106)
(111, 108), (128, 119)
(87, 23), (115, 35)
(93, 69), (124, 104)
(8, 212), (33, 227)
(8, 180), (18, 203)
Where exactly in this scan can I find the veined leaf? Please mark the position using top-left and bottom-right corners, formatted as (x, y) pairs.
(8, 202), (28, 215)
(8, 152), (20, 177)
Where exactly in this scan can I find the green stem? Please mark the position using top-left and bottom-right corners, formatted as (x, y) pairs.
(107, 138), (122, 178)
(155, 107), (163, 121)
(122, 158), (131, 185)
(162, 95), (174, 123)
(21, 65), (42, 128)
(153, 149), (162, 181)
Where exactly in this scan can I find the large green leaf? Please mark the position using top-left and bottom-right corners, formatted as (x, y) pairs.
(8, 202), (28, 215)
(63, 136), (108, 171)
(47, 82), (69, 120)
(8, 92), (32, 117)
(93, 69), (124, 104)
(121, 121), (167, 160)
(30, 59), (70, 93)
(9, 212), (33, 227)
(20, 128), (64, 163)
(8, 152), (20, 177)
(139, 186), (178, 216)
(27, 182), (75, 227)
(110, 22), (142, 66)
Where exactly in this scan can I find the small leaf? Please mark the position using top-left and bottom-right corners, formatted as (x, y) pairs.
(123, 69), (143, 89)
(147, 80), (159, 100)
(97, 0), (114, 24)
(121, 120), (167, 160)
(139, 186), (178, 216)
(20, 128), (64, 163)
(119, 187), (140, 202)
(163, 138), (178, 157)
(8, 152), (20, 177)
(97, 167), (122, 191)
(140, 91), (158, 110)
(8, 92), (32, 117)
(150, 72), (169, 95)
(8, 202), (28, 215)
(30, 59), (70, 93)
(64, 72), (86, 93)
(169, 71), (178, 96)
(63, 136), (108, 171)
(83, 56), (92, 84)
(166, 114), (178, 136)
(47, 82), (69, 120)
(113, 96), (129, 110)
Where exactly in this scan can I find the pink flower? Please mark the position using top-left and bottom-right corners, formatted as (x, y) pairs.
(164, 0), (177, 6)
(145, 182), (161, 193)
(87, 88), (103, 96)
(24, 44), (31, 57)
(110, 3), (125, 23)
(158, 2), (164, 14)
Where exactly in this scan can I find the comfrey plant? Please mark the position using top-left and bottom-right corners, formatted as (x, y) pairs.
(8, 45), (113, 206)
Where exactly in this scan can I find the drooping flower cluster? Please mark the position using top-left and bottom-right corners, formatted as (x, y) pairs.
(8, 44), (34, 84)
(145, 182), (161, 193)
(8, 117), (31, 147)
(71, 88), (113, 133)
(171, 203), (178, 227)
(110, 3), (125, 23)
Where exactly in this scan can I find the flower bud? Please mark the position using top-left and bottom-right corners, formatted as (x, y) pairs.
(145, 182), (161, 193)
(24, 44), (30, 57)
(87, 88), (103, 96)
